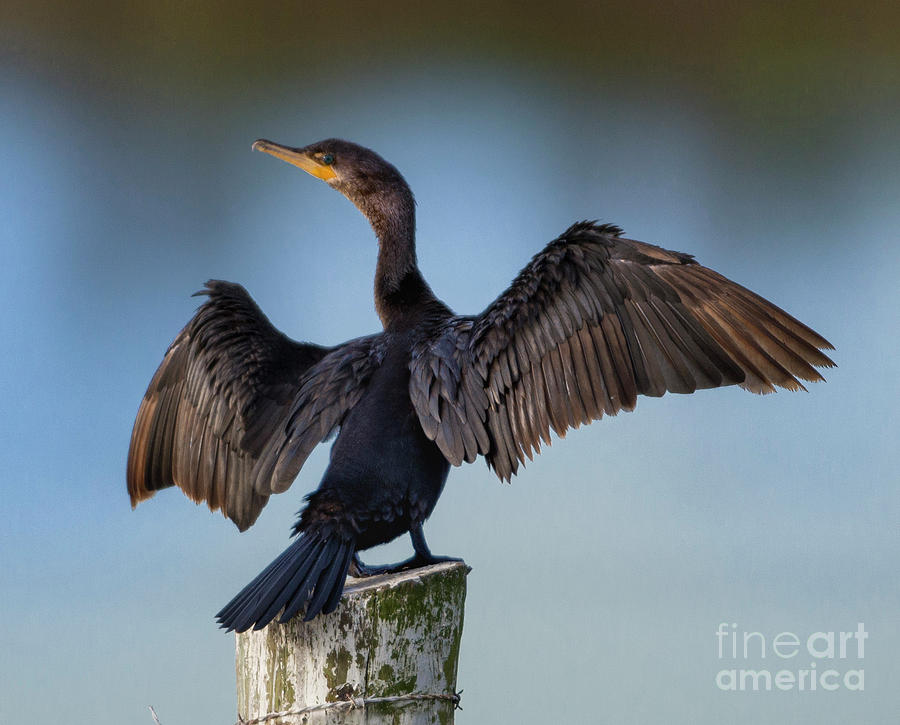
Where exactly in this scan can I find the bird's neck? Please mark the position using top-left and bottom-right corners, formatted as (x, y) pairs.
(357, 188), (433, 328)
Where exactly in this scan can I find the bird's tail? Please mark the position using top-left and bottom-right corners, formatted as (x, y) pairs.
(216, 530), (355, 632)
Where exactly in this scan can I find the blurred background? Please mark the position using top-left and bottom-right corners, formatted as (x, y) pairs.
(2, 1), (898, 723)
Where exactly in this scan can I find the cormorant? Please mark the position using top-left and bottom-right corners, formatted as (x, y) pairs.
(127, 138), (834, 632)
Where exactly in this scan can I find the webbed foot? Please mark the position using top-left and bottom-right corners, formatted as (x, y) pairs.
(348, 524), (462, 577)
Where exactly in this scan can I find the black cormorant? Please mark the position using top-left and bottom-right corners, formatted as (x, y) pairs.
(127, 138), (834, 632)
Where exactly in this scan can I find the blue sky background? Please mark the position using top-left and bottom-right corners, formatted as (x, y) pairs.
(2, 2), (898, 723)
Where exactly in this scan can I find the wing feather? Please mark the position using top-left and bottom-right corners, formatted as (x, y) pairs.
(127, 280), (383, 530)
(267, 335), (387, 492)
(409, 222), (834, 480)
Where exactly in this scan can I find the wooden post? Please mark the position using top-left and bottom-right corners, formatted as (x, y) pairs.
(235, 561), (468, 725)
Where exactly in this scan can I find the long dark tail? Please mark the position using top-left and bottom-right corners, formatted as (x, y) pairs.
(216, 531), (355, 632)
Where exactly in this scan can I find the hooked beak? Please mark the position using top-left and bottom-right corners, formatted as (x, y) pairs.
(252, 139), (337, 181)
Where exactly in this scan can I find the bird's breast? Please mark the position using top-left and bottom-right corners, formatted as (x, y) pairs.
(317, 336), (450, 534)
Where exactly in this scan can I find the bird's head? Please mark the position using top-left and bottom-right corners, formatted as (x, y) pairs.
(252, 138), (412, 226)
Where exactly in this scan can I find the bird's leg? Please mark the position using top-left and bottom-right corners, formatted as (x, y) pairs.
(408, 523), (463, 566)
(348, 524), (462, 577)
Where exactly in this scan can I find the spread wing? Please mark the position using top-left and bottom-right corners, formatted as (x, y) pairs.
(410, 222), (835, 480)
(127, 280), (385, 530)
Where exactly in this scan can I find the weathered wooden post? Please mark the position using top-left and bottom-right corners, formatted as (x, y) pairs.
(235, 561), (468, 724)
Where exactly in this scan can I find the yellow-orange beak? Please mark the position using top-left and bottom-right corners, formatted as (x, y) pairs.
(252, 139), (337, 181)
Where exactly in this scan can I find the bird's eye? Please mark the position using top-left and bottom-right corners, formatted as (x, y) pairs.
(321, 154), (335, 165)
